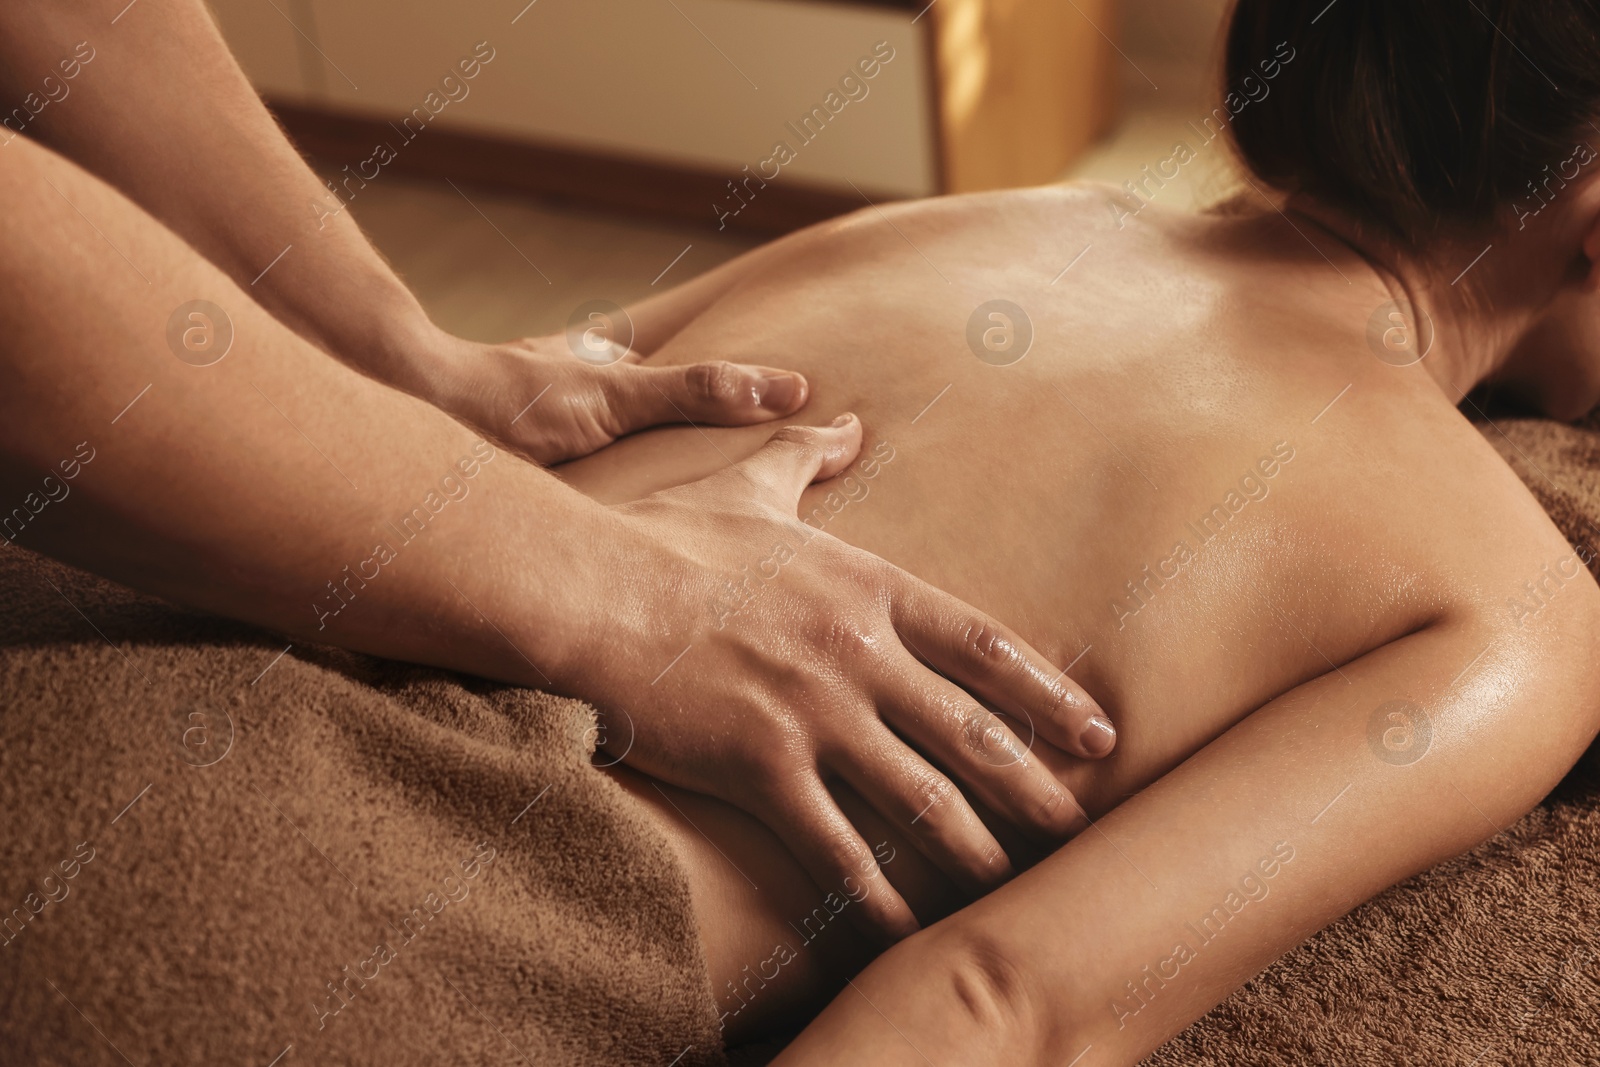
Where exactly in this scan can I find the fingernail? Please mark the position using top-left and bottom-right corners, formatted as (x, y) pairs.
(755, 372), (804, 413)
(1081, 715), (1116, 756)
(831, 412), (855, 428)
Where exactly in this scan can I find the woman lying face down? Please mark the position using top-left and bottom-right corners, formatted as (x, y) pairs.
(552, 1), (1600, 1061)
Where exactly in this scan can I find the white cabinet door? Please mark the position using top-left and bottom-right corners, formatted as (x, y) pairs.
(211, 0), (937, 196)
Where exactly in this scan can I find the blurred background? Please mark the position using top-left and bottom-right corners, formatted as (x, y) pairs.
(209, 0), (1239, 341)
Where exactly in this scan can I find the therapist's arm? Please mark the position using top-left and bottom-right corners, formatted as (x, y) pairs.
(0, 0), (807, 462)
(0, 133), (1114, 940)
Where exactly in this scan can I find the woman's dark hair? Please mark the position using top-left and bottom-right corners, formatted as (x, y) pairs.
(1224, 0), (1600, 249)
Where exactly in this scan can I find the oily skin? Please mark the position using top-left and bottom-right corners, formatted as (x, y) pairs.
(556, 187), (1600, 1054)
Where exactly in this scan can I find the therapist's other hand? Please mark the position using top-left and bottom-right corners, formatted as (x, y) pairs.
(575, 414), (1116, 942)
(436, 335), (809, 464)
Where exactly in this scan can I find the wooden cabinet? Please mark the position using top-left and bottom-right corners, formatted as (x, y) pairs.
(210, 0), (1118, 230)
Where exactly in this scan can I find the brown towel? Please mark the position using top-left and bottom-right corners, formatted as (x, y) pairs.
(0, 547), (724, 1066)
(1146, 408), (1600, 1066)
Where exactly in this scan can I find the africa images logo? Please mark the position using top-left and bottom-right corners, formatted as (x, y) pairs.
(966, 300), (1034, 367)
(1366, 699), (1431, 766)
(166, 300), (234, 367)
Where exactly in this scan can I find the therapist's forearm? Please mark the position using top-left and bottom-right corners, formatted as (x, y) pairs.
(0, 137), (617, 691)
(0, 0), (451, 391)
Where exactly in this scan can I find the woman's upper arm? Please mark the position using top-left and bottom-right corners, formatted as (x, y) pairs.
(1025, 609), (1600, 1060)
(781, 603), (1600, 1066)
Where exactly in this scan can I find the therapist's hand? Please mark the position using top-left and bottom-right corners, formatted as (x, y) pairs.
(433, 334), (809, 464)
(567, 414), (1117, 942)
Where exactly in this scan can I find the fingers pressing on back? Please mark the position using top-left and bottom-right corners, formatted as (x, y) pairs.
(891, 577), (1116, 761)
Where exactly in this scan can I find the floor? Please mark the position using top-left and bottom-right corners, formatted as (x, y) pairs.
(336, 70), (1242, 344)
(337, 176), (761, 345)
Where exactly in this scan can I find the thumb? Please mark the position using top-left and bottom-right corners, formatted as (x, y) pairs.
(725, 414), (863, 512)
(606, 361), (808, 434)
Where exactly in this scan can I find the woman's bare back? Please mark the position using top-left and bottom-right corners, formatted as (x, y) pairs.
(550, 188), (1600, 1046)
(562, 187), (1584, 813)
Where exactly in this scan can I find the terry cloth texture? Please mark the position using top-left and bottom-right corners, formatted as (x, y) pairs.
(0, 546), (725, 1067)
(1144, 409), (1600, 1066)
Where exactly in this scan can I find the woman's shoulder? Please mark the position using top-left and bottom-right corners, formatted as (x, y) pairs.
(772, 182), (1200, 285)
(820, 182), (1187, 236)
(1317, 389), (1600, 657)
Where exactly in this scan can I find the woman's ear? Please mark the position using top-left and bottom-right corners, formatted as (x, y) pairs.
(1580, 204), (1600, 288)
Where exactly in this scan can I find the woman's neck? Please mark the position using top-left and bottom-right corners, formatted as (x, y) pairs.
(1281, 195), (1571, 405)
